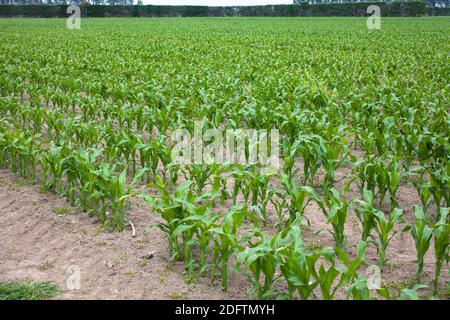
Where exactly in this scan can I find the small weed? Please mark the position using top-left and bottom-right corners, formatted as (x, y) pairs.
(171, 292), (185, 300)
(53, 205), (70, 216)
(138, 259), (149, 268)
(123, 271), (134, 277)
(0, 281), (59, 300)
(94, 225), (103, 236)
(38, 261), (54, 271)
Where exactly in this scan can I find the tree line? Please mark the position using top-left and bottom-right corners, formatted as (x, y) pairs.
(300, 0), (448, 8)
(0, 0), (448, 8)
(0, 0), (133, 4)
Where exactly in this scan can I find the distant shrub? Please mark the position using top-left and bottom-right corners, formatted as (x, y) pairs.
(0, 2), (431, 18)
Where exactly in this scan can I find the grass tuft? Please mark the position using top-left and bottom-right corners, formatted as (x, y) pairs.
(0, 281), (59, 300)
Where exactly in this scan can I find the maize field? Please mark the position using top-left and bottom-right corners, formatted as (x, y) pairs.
(0, 17), (449, 300)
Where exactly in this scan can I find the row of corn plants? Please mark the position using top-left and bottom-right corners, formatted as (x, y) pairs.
(0, 18), (448, 299)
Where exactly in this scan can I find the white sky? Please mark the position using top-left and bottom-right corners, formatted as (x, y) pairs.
(142, 1), (292, 5)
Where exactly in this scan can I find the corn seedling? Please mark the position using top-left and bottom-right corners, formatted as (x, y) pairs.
(432, 207), (449, 293)
(409, 206), (433, 283)
(372, 208), (404, 271)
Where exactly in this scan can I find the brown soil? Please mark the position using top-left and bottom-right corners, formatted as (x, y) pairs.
(0, 165), (448, 300)
(0, 169), (247, 300)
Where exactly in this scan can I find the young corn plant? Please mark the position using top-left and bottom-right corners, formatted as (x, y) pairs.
(331, 241), (368, 300)
(345, 274), (372, 300)
(314, 181), (353, 249)
(239, 169), (275, 225)
(354, 189), (378, 241)
(372, 208), (403, 271)
(282, 172), (319, 222)
(386, 158), (402, 209)
(136, 141), (153, 183)
(157, 137), (174, 184)
(229, 166), (255, 206)
(428, 167), (450, 218)
(182, 163), (217, 196)
(141, 177), (197, 259)
(112, 167), (148, 231)
(211, 205), (258, 291)
(171, 201), (219, 282)
(40, 142), (69, 196)
(354, 156), (401, 208)
(276, 224), (368, 300)
(354, 157), (378, 200)
(298, 135), (323, 187)
(74, 147), (100, 208)
(432, 207), (449, 294)
(266, 188), (284, 229)
(410, 167), (436, 216)
(236, 229), (280, 299)
(411, 166), (449, 221)
(255, 171), (275, 225)
(409, 206), (433, 283)
(173, 176), (221, 279)
(276, 225), (319, 300)
(320, 136), (348, 189)
(281, 139), (298, 179)
(92, 164), (135, 231)
(281, 135), (323, 186)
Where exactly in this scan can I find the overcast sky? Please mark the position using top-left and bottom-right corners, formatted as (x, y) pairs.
(142, 1), (292, 5)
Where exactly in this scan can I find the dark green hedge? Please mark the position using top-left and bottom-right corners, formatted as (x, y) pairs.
(0, 2), (430, 18)
(428, 7), (450, 16)
(0, 4), (67, 18)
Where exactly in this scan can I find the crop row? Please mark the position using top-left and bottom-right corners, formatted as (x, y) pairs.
(0, 18), (448, 299)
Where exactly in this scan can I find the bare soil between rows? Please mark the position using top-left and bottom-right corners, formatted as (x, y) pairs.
(0, 168), (448, 299)
(0, 169), (246, 299)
